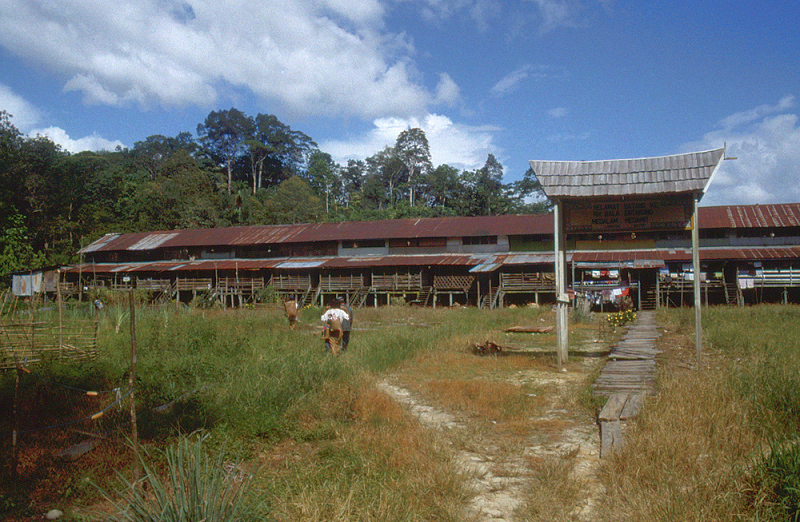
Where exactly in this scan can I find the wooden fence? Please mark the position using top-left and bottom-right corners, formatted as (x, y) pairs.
(0, 320), (98, 370)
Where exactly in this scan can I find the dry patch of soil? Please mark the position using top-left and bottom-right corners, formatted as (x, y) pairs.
(379, 355), (605, 522)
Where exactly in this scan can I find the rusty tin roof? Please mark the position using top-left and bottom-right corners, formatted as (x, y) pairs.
(80, 214), (553, 254)
(79, 204), (800, 257)
(699, 204), (800, 228)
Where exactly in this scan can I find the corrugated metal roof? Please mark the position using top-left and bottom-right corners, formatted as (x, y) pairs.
(500, 253), (559, 264)
(81, 233), (120, 253)
(529, 149), (725, 198)
(572, 246), (800, 263)
(470, 262), (503, 273)
(79, 214), (553, 254)
(574, 260), (665, 269)
(62, 245), (800, 277)
(468, 253), (568, 272)
(698, 246), (800, 261)
(468, 254), (505, 273)
(78, 203), (800, 256)
(275, 260), (328, 269)
(129, 233), (180, 250)
(324, 254), (479, 268)
(700, 203), (800, 228)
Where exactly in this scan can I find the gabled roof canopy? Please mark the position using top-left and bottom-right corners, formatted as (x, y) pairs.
(529, 148), (725, 199)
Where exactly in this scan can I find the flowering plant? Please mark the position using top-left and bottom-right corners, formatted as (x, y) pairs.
(607, 309), (637, 329)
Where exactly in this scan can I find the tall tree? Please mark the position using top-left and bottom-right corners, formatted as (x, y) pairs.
(132, 133), (197, 181)
(457, 154), (510, 216)
(512, 167), (552, 213)
(421, 164), (461, 209)
(251, 113), (316, 190)
(244, 138), (269, 194)
(0, 111), (24, 221)
(341, 159), (365, 209)
(394, 128), (432, 207)
(360, 173), (387, 211)
(263, 176), (324, 224)
(306, 151), (341, 214)
(127, 150), (225, 230)
(366, 147), (406, 208)
(197, 108), (254, 194)
(0, 212), (46, 276)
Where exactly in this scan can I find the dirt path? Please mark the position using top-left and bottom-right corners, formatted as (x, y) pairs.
(378, 355), (605, 522)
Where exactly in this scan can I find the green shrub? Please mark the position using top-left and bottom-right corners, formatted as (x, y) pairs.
(750, 440), (800, 521)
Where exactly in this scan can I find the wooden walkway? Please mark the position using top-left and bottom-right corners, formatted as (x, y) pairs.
(591, 310), (661, 456)
(592, 310), (661, 397)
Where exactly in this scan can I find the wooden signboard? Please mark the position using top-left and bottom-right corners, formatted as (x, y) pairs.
(563, 195), (693, 233)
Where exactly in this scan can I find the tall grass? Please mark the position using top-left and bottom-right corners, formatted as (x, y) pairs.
(748, 440), (800, 521)
(2, 303), (553, 520)
(704, 306), (800, 438)
(599, 305), (800, 522)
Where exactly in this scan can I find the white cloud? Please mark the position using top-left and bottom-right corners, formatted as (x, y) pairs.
(683, 97), (800, 206)
(526, 0), (587, 34)
(434, 73), (461, 106)
(0, 83), (41, 131)
(418, 0), (501, 31)
(491, 67), (530, 98)
(0, 82), (124, 152)
(0, 0), (459, 119)
(548, 107), (568, 118)
(490, 64), (553, 98)
(717, 95), (795, 131)
(547, 130), (591, 142)
(320, 113), (501, 172)
(30, 126), (125, 153)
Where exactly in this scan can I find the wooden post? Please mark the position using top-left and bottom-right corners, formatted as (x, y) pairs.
(11, 356), (23, 479)
(656, 273), (661, 309)
(553, 200), (569, 368)
(128, 289), (141, 483)
(57, 269), (63, 353)
(29, 291), (36, 360)
(78, 252), (83, 303)
(692, 195), (702, 363)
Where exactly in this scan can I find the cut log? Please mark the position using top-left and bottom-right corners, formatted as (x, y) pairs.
(504, 325), (555, 333)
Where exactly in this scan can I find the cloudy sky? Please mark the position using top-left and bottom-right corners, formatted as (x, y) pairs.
(1, 0), (798, 206)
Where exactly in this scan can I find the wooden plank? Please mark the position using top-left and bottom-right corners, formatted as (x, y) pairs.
(598, 393), (628, 421)
(600, 420), (622, 458)
(620, 393), (645, 420)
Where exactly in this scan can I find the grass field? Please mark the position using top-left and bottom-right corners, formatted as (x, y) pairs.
(2, 302), (800, 521)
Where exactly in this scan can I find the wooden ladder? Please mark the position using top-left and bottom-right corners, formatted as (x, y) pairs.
(417, 286), (433, 307)
(723, 279), (741, 306)
(480, 288), (501, 309)
(640, 289), (657, 310)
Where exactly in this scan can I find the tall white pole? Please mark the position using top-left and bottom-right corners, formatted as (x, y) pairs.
(692, 195), (702, 362)
(553, 200), (569, 368)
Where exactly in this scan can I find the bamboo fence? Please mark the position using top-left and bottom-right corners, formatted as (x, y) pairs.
(0, 320), (98, 370)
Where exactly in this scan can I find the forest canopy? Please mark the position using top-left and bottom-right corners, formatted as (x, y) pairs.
(0, 108), (549, 276)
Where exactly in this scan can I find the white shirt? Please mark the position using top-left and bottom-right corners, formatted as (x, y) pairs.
(321, 308), (349, 323)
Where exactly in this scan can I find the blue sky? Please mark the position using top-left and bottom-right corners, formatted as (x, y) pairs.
(1, 0), (798, 207)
